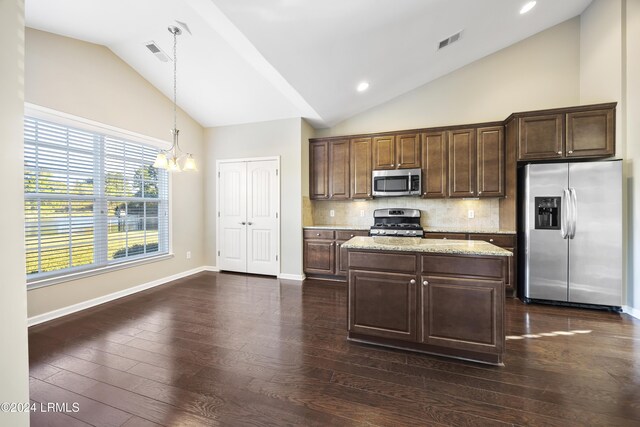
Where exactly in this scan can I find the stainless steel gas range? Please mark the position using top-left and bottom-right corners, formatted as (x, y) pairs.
(368, 208), (424, 237)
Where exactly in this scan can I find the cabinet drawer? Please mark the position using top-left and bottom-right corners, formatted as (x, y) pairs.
(468, 234), (515, 248)
(422, 254), (505, 280)
(348, 251), (417, 273)
(423, 232), (468, 240)
(304, 229), (335, 240)
(336, 230), (369, 240)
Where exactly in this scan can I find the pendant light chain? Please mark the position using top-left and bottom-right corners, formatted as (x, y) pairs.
(173, 28), (177, 136)
(153, 24), (197, 172)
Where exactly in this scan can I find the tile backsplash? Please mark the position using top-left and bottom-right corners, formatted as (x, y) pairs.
(307, 197), (500, 229)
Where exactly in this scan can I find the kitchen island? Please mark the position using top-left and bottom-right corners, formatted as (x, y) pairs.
(341, 236), (512, 365)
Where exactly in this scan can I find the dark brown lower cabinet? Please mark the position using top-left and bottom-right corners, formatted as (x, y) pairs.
(303, 240), (334, 275)
(421, 276), (503, 354)
(304, 229), (368, 279)
(347, 250), (506, 365)
(348, 270), (417, 341)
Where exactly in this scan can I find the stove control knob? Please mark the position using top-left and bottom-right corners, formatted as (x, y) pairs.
(390, 230), (397, 235)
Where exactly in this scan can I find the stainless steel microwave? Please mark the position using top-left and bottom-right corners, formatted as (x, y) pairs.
(372, 168), (421, 197)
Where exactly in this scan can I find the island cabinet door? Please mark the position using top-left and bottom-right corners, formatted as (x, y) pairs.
(349, 270), (417, 341)
(420, 276), (504, 354)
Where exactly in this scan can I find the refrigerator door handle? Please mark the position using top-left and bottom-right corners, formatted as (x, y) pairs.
(561, 188), (570, 239)
(569, 187), (578, 239)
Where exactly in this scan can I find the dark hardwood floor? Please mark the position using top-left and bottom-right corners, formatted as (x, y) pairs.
(29, 272), (640, 426)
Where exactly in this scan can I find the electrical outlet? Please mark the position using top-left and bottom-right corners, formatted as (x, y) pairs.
(186, 251), (191, 259)
(330, 209), (335, 217)
(468, 210), (475, 219)
(360, 209), (365, 217)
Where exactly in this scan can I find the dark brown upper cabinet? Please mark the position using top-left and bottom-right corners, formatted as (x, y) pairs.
(476, 126), (505, 197)
(517, 114), (564, 161)
(372, 135), (396, 169)
(448, 129), (477, 197)
(373, 133), (421, 170)
(421, 131), (448, 198)
(328, 139), (350, 200)
(566, 108), (614, 158)
(396, 133), (421, 169)
(516, 103), (616, 161)
(309, 140), (329, 200)
(350, 137), (372, 199)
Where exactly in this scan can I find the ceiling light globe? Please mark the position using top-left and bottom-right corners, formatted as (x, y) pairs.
(153, 152), (168, 169)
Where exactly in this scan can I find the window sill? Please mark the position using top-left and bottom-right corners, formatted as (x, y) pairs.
(27, 253), (175, 290)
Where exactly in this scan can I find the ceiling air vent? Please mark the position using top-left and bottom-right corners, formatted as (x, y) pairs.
(438, 31), (463, 50)
(145, 41), (170, 62)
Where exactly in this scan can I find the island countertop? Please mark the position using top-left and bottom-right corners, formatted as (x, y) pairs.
(341, 236), (513, 257)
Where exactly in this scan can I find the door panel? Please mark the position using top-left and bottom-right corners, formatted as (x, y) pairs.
(309, 141), (329, 199)
(568, 161), (622, 306)
(350, 137), (372, 199)
(476, 126), (504, 197)
(524, 163), (568, 301)
(566, 109), (615, 158)
(372, 136), (395, 170)
(396, 133), (421, 169)
(246, 160), (279, 276)
(349, 270), (417, 341)
(448, 129), (476, 197)
(329, 139), (350, 199)
(518, 115), (564, 161)
(421, 276), (503, 354)
(219, 162), (247, 273)
(421, 131), (447, 198)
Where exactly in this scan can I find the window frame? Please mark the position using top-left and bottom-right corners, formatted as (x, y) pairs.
(25, 104), (174, 289)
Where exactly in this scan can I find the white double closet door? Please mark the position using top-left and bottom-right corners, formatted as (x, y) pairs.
(218, 159), (279, 276)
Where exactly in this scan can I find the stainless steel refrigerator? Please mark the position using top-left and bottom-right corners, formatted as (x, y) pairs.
(522, 160), (622, 309)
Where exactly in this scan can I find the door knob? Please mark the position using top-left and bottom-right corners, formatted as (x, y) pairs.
(240, 222), (246, 225)
(409, 279), (416, 285)
(247, 222), (253, 225)
(423, 280), (429, 286)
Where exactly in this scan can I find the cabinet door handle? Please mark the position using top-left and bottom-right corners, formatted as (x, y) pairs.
(557, 151), (562, 155)
(568, 150), (573, 154)
(350, 234), (354, 237)
(443, 237), (447, 240)
(316, 233), (321, 236)
(489, 238), (494, 242)
(423, 280), (429, 286)
(409, 279), (416, 285)
(391, 163), (395, 167)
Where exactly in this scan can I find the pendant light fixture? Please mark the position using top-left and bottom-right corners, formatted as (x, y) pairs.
(154, 25), (197, 172)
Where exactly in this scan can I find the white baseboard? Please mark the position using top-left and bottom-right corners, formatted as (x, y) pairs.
(622, 305), (640, 320)
(28, 266), (209, 327)
(202, 266), (221, 272)
(277, 273), (306, 281)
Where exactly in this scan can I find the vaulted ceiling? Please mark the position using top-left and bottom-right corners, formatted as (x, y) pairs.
(26, 0), (592, 128)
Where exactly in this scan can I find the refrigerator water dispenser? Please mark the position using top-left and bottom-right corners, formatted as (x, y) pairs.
(534, 197), (560, 230)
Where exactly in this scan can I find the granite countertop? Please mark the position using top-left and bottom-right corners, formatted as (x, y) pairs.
(341, 236), (513, 257)
(423, 227), (516, 235)
(304, 225), (516, 234)
(303, 225), (371, 230)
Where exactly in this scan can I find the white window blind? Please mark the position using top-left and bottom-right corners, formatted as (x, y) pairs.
(24, 116), (169, 282)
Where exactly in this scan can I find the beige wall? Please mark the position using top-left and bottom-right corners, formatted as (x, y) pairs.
(0, 0), (30, 425)
(316, 18), (581, 138)
(25, 29), (206, 317)
(204, 118), (304, 277)
(579, 0), (639, 313)
(625, 0), (640, 312)
(580, 0), (625, 157)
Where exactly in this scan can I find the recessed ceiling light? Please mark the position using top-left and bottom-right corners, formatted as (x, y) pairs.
(357, 82), (369, 92)
(520, 1), (536, 14)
